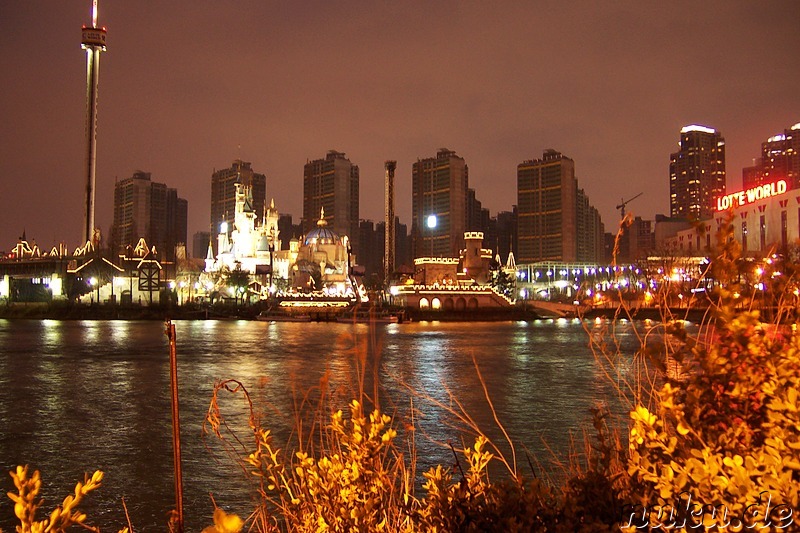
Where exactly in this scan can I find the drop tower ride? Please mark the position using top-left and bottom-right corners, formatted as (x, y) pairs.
(81, 0), (107, 245)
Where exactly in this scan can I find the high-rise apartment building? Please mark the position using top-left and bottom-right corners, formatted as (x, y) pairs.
(303, 151), (360, 254)
(742, 122), (800, 191)
(211, 160), (267, 242)
(355, 217), (411, 280)
(493, 208), (518, 264)
(517, 150), (604, 263)
(412, 148), (468, 258)
(192, 231), (211, 259)
(112, 171), (187, 261)
(669, 125), (726, 220)
(277, 213), (303, 252)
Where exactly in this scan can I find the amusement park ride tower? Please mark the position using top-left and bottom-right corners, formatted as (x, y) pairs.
(81, 0), (107, 245)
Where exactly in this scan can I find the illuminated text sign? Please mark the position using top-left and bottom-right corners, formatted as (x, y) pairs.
(716, 180), (787, 211)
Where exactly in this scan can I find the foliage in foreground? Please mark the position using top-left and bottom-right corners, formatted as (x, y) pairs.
(2, 466), (127, 533)
(203, 385), (623, 532)
(620, 227), (800, 530)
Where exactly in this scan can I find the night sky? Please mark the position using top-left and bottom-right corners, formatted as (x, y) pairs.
(1, 1), (799, 252)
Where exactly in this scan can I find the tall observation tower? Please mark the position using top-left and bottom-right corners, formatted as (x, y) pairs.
(81, 0), (107, 245)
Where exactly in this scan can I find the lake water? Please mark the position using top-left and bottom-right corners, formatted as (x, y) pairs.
(0, 318), (644, 531)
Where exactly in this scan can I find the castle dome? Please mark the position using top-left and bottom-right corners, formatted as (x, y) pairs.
(304, 207), (340, 245)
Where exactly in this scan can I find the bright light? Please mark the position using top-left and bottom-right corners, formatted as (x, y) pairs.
(50, 276), (63, 296)
(389, 286), (400, 296)
(169, 281), (176, 289)
(220, 221), (228, 234)
(426, 215), (437, 229)
(681, 124), (716, 134)
(89, 277), (97, 286)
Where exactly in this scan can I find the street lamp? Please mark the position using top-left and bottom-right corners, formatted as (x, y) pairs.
(426, 214), (437, 258)
(88, 276), (99, 304)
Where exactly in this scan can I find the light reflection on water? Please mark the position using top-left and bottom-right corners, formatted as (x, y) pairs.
(0, 318), (649, 531)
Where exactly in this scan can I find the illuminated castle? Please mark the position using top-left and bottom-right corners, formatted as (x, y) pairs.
(204, 184), (358, 298)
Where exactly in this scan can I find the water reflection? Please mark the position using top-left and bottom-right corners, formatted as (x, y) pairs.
(0, 319), (645, 531)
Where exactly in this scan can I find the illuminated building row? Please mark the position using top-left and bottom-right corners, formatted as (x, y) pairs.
(665, 179), (800, 256)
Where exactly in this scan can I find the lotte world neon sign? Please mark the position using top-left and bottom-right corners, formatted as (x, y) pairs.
(716, 179), (788, 211)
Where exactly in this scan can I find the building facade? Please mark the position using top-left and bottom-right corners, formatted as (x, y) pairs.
(412, 148), (468, 258)
(493, 208), (518, 266)
(669, 125), (726, 220)
(664, 178), (799, 258)
(615, 216), (656, 263)
(211, 160), (267, 250)
(517, 150), (604, 263)
(112, 171), (187, 261)
(192, 231), (211, 259)
(742, 122), (800, 191)
(303, 151), (360, 256)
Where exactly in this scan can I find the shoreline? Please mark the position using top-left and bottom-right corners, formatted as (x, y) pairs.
(0, 301), (717, 323)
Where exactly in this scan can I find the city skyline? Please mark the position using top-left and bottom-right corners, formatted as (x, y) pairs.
(1, 2), (799, 250)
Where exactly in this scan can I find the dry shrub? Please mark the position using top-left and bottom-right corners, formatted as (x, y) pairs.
(2, 466), (128, 533)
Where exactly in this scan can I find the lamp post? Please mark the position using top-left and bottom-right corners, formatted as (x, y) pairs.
(89, 276), (99, 304)
(426, 214), (437, 257)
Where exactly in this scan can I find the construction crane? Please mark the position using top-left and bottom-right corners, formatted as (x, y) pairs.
(616, 192), (643, 219)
